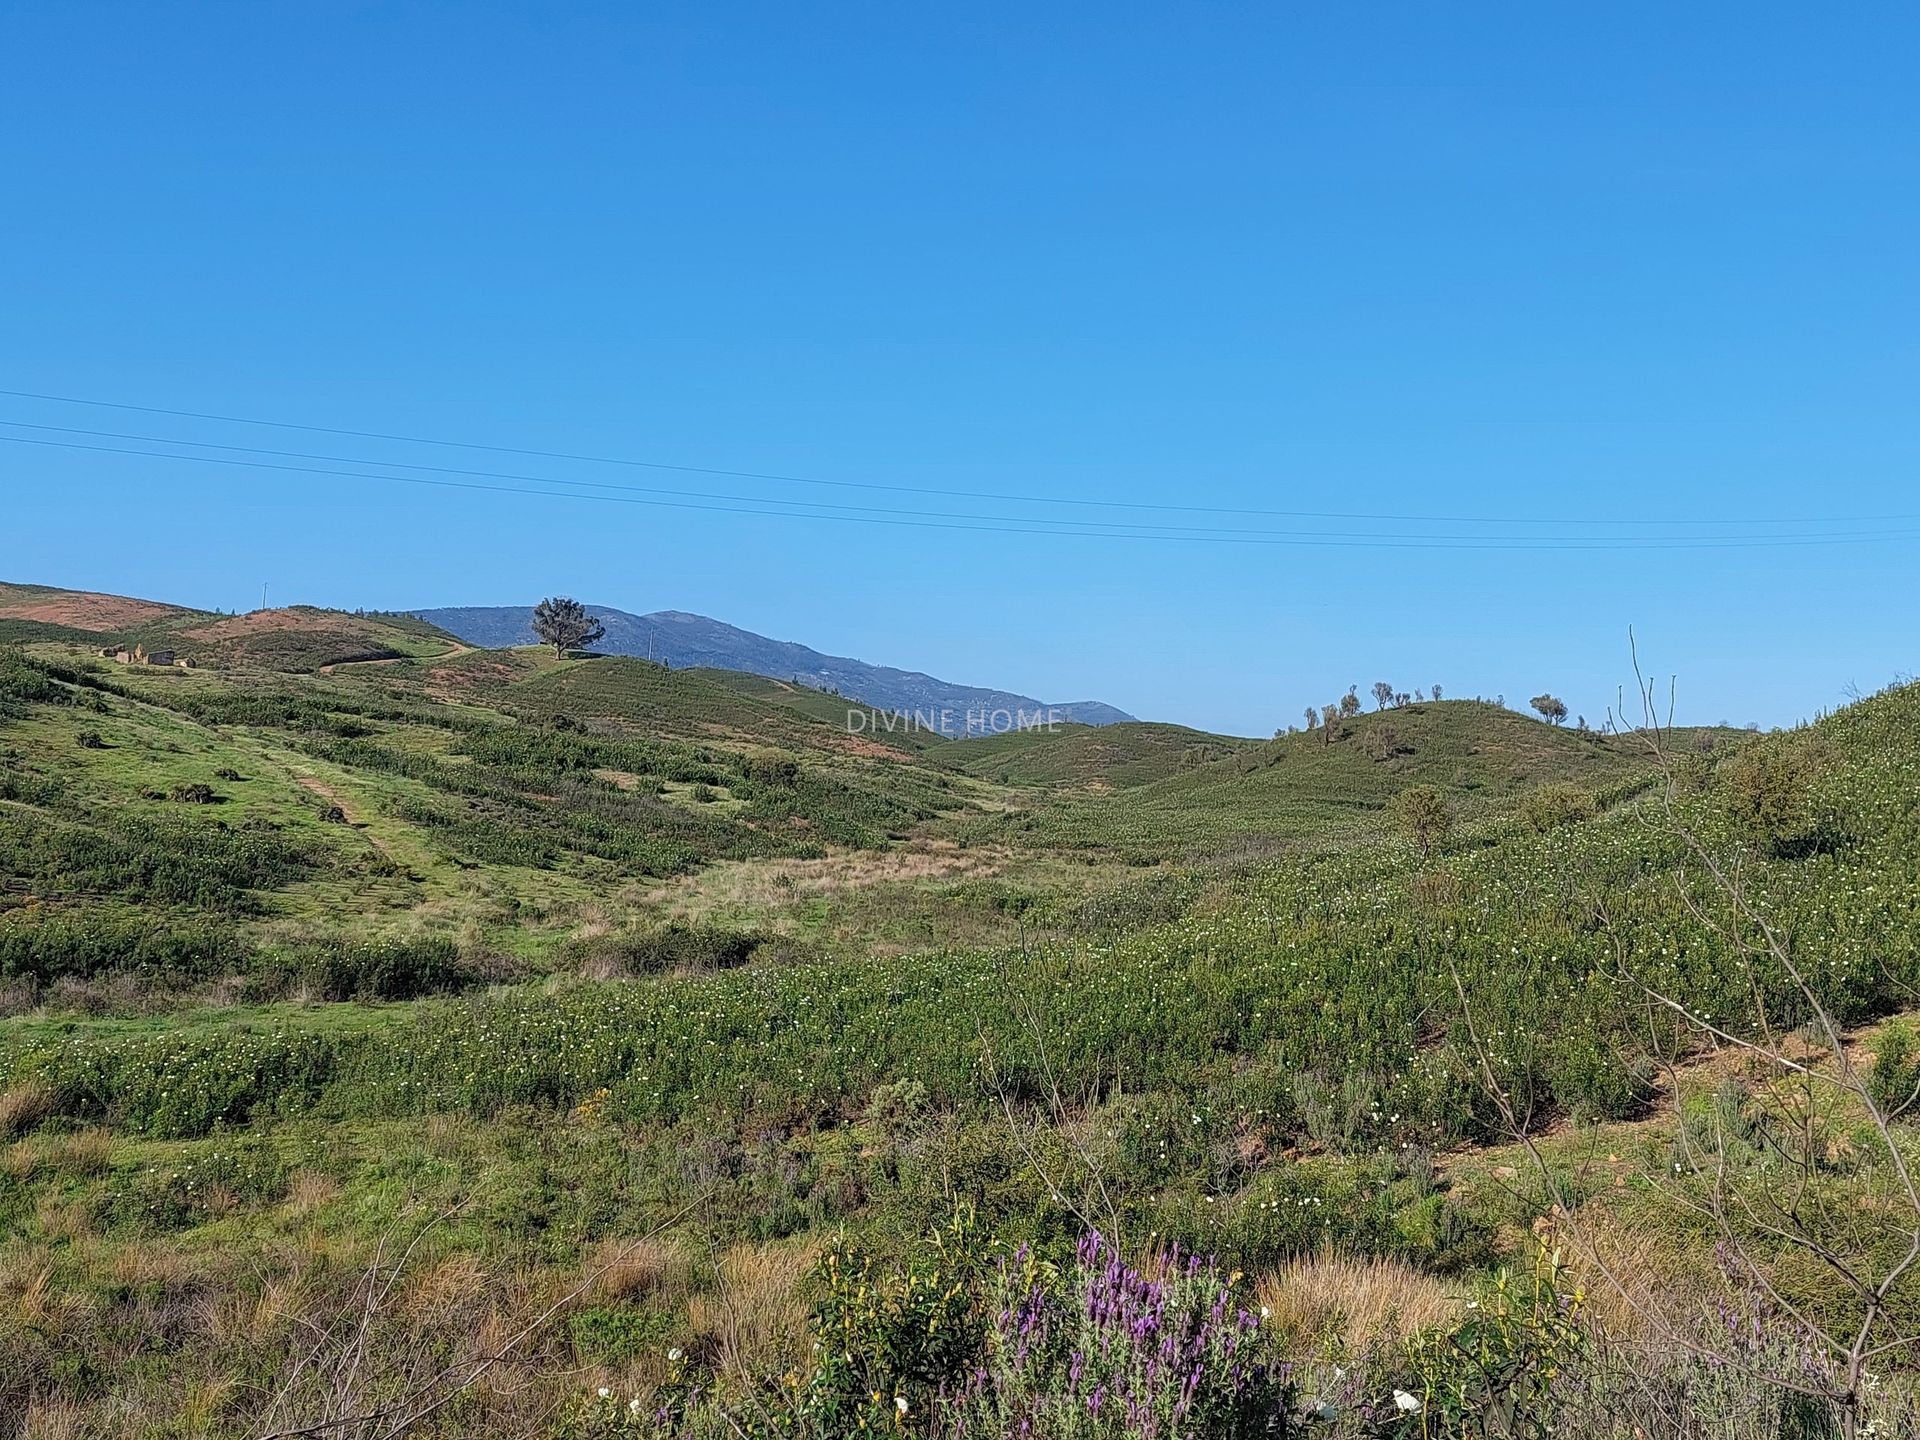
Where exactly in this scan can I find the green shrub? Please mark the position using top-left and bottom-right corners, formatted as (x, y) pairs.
(1388, 785), (1453, 856)
(1519, 782), (1597, 834)
(0, 912), (247, 983)
(803, 1210), (991, 1426)
(1406, 1241), (1587, 1434)
(1718, 736), (1837, 858)
(1869, 1021), (1920, 1122)
(256, 936), (487, 1002)
(567, 1304), (678, 1364)
(566, 924), (764, 977)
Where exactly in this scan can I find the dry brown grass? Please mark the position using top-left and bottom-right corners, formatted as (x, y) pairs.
(17, 1397), (91, 1440)
(251, 1272), (310, 1339)
(1254, 1247), (1460, 1358)
(401, 1252), (491, 1321)
(34, 1190), (95, 1243)
(178, 1377), (238, 1435)
(282, 1167), (341, 1216)
(9, 1128), (115, 1183)
(423, 1112), (469, 1154)
(109, 1236), (197, 1294)
(3, 1259), (96, 1337)
(0, 1080), (54, 1139)
(648, 845), (1008, 927)
(687, 1242), (817, 1384)
(1539, 1205), (1697, 1341)
(587, 1235), (694, 1306)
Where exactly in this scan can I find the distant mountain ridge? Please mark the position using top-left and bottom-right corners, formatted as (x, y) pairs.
(408, 603), (1135, 734)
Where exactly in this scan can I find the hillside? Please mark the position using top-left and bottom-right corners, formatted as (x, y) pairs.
(700, 669), (958, 753)
(0, 579), (190, 633)
(952, 699), (1710, 859)
(7, 606), (1917, 1435)
(926, 719), (1251, 788)
(0, 634), (982, 980)
(0, 581), (463, 672)
(7, 578), (1906, 1440)
(410, 601), (1136, 732)
(0, 596), (1718, 975)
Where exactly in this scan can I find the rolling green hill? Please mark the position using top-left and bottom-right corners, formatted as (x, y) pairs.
(6, 579), (1916, 1439)
(506, 654), (924, 758)
(926, 719), (1251, 788)
(0, 590), (1723, 992)
(701, 669), (957, 752)
(0, 627), (975, 981)
(957, 699), (1719, 858)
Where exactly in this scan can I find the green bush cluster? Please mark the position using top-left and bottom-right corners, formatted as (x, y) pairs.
(0, 911), (247, 983)
(250, 935), (490, 1002)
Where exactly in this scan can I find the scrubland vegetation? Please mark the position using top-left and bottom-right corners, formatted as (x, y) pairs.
(3, 589), (1919, 1437)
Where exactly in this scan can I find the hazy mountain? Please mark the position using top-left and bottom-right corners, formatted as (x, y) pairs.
(408, 604), (1136, 734)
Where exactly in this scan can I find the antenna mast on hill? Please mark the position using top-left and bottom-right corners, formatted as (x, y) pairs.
(260, 581), (268, 611)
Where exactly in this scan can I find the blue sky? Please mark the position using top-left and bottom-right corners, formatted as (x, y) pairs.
(5, 3), (1917, 735)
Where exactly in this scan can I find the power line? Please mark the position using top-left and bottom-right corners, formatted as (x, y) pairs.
(0, 384), (1895, 530)
(0, 420), (1561, 539)
(7, 431), (1920, 552)
(12, 418), (1892, 542)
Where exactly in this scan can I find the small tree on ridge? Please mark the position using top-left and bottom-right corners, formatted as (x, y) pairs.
(532, 596), (606, 659)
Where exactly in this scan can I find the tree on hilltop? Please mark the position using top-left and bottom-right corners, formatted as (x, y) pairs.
(1371, 681), (1395, 711)
(532, 596), (605, 659)
(1340, 686), (1362, 719)
(1531, 693), (1569, 726)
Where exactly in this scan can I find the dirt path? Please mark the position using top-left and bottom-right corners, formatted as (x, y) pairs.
(293, 774), (394, 856)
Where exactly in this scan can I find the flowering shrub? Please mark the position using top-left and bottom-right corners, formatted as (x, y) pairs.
(945, 1232), (1293, 1439)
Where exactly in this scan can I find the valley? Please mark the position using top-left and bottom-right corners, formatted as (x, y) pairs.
(3, 582), (1918, 1435)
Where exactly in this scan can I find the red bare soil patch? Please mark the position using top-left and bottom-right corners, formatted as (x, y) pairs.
(0, 592), (185, 630)
(813, 730), (919, 760)
(175, 608), (364, 641)
(428, 658), (521, 690)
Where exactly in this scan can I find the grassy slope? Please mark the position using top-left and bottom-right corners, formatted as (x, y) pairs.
(9, 599), (1917, 1435)
(925, 720), (1251, 788)
(3, 608), (1728, 972)
(701, 669), (954, 753)
(0, 620), (1012, 966)
(510, 655), (922, 758)
(968, 700), (1694, 857)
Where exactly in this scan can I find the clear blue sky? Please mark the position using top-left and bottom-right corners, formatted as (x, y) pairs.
(5, 3), (1917, 735)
